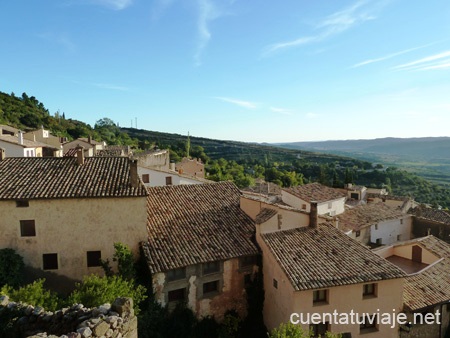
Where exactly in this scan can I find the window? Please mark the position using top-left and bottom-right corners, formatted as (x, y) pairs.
(165, 176), (172, 185)
(167, 267), (186, 282)
(355, 230), (361, 237)
(397, 234), (401, 241)
(360, 314), (378, 333)
(244, 274), (252, 287)
(240, 255), (257, 268)
(87, 251), (102, 267)
(20, 220), (36, 237)
(310, 322), (328, 337)
(168, 288), (186, 302)
(363, 283), (377, 298)
(43, 253), (58, 270)
(313, 289), (328, 304)
(302, 204), (307, 210)
(203, 280), (219, 296)
(16, 200), (29, 207)
(376, 238), (382, 245)
(142, 174), (150, 183)
(375, 224), (378, 230)
(273, 278), (278, 289)
(203, 261), (220, 275)
(400, 219), (403, 224)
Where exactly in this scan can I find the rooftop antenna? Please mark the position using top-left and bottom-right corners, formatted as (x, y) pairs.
(186, 131), (190, 158)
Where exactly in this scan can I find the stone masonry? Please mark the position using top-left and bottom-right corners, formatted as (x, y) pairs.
(0, 296), (137, 338)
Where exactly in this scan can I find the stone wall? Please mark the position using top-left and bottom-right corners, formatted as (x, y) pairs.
(0, 296), (137, 338)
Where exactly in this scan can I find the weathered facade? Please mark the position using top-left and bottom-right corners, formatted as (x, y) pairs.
(0, 155), (148, 285)
(142, 182), (259, 321)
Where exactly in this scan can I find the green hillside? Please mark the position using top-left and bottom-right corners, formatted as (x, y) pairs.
(2, 90), (450, 208)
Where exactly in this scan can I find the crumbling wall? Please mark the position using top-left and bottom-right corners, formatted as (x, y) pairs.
(0, 296), (137, 338)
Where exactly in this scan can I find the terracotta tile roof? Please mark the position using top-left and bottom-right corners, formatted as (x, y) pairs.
(0, 157), (147, 199)
(143, 181), (259, 274)
(366, 193), (409, 201)
(409, 207), (450, 225)
(283, 183), (346, 203)
(256, 208), (278, 224)
(0, 134), (58, 149)
(338, 203), (406, 232)
(242, 179), (282, 196)
(261, 224), (406, 291)
(399, 236), (450, 311)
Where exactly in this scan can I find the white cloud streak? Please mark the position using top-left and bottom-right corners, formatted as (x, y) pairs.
(392, 50), (450, 71)
(351, 43), (434, 68)
(263, 0), (384, 56)
(214, 97), (258, 109)
(270, 107), (293, 115)
(194, 0), (222, 66)
(92, 0), (133, 10)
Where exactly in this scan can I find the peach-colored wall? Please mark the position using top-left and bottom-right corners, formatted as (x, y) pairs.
(0, 197), (148, 281)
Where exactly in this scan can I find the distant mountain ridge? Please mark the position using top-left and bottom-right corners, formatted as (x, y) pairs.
(277, 137), (450, 162)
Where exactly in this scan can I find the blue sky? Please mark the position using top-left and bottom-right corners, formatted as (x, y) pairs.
(1, 0), (450, 142)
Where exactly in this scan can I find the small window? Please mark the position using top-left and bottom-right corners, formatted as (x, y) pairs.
(302, 204), (307, 210)
(313, 289), (328, 304)
(400, 219), (403, 224)
(244, 274), (252, 287)
(20, 220), (36, 237)
(87, 251), (102, 267)
(168, 288), (186, 302)
(397, 234), (401, 241)
(167, 267), (186, 282)
(165, 176), (172, 185)
(240, 255), (257, 268)
(203, 280), (219, 295)
(16, 200), (29, 208)
(355, 230), (361, 238)
(376, 238), (382, 245)
(273, 278), (278, 289)
(203, 261), (220, 275)
(375, 224), (378, 230)
(310, 322), (328, 337)
(142, 174), (150, 183)
(363, 283), (377, 298)
(43, 253), (58, 270)
(360, 314), (378, 333)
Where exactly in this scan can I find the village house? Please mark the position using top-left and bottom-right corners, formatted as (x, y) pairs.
(24, 126), (64, 157)
(0, 131), (60, 157)
(0, 124), (19, 136)
(252, 203), (406, 337)
(0, 149), (148, 287)
(62, 136), (105, 157)
(374, 236), (450, 338)
(281, 182), (346, 216)
(141, 181), (259, 321)
(409, 206), (450, 243)
(337, 202), (413, 246)
(175, 157), (205, 178)
(367, 193), (415, 213)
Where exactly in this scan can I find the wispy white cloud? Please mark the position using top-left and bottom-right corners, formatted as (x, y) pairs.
(194, 0), (222, 66)
(91, 0), (133, 10)
(93, 83), (130, 91)
(270, 107), (293, 115)
(263, 0), (385, 56)
(151, 0), (175, 21)
(392, 50), (450, 71)
(214, 97), (258, 109)
(351, 43), (433, 68)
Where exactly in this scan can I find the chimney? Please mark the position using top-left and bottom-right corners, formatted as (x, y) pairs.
(310, 201), (318, 228)
(76, 145), (85, 165)
(18, 131), (24, 145)
(334, 217), (339, 229)
(170, 162), (175, 171)
(0, 148), (5, 161)
(130, 159), (138, 188)
(88, 135), (92, 144)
